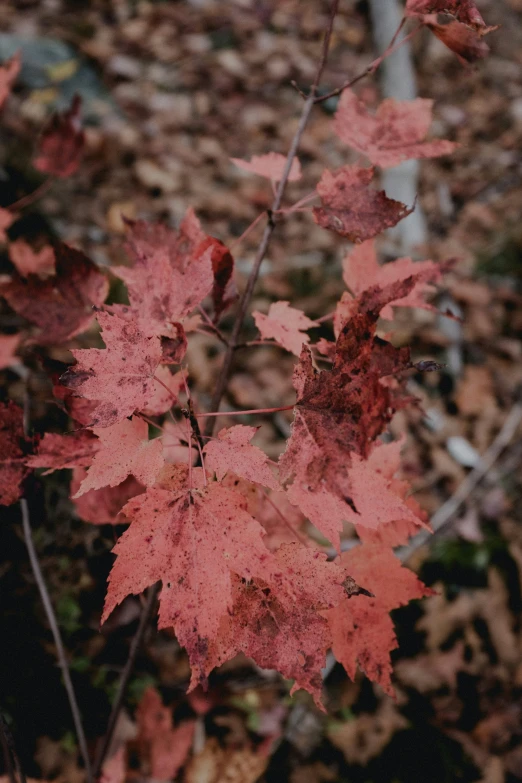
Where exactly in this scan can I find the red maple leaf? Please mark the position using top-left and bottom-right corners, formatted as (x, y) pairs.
(192, 544), (361, 707)
(406, 0), (487, 28)
(102, 477), (286, 677)
(113, 211), (214, 338)
(280, 280), (415, 489)
(135, 688), (195, 781)
(73, 417), (164, 496)
(71, 468), (144, 525)
(341, 239), (443, 321)
(204, 425), (280, 491)
(231, 152), (302, 183)
(0, 243), (108, 344)
(324, 546), (432, 696)
(196, 236), (238, 321)
(33, 95), (85, 178)
(334, 91), (458, 168)
(26, 431), (99, 473)
(0, 401), (32, 506)
(313, 166), (414, 242)
(405, 2), (498, 64)
(0, 52), (21, 110)
(279, 280), (427, 549)
(253, 301), (318, 357)
(9, 239), (55, 277)
(61, 310), (162, 427)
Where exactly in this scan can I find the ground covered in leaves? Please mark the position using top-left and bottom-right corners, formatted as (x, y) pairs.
(1, 1), (522, 782)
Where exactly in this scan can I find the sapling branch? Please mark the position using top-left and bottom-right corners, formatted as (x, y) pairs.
(20, 498), (93, 783)
(204, 0), (341, 437)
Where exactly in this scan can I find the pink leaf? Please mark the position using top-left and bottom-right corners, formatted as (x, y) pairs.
(341, 239), (443, 320)
(71, 468), (144, 525)
(325, 545), (432, 695)
(334, 91), (458, 168)
(113, 210), (214, 338)
(253, 301), (318, 356)
(231, 152), (301, 183)
(74, 417), (164, 496)
(0, 243), (108, 344)
(9, 239), (55, 277)
(204, 425), (280, 491)
(33, 95), (85, 178)
(61, 310), (162, 427)
(26, 431), (99, 473)
(313, 166), (414, 242)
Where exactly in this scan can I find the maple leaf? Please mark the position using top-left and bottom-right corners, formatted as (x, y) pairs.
(0, 334), (20, 369)
(253, 301), (318, 357)
(196, 236), (237, 321)
(102, 479), (284, 677)
(193, 544), (362, 707)
(406, 0), (487, 28)
(313, 166), (414, 242)
(74, 417), (164, 497)
(203, 425), (280, 491)
(9, 239), (55, 277)
(0, 243), (109, 344)
(136, 687), (195, 781)
(0, 52), (21, 110)
(325, 546), (432, 695)
(405, 3), (497, 64)
(0, 401), (32, 506)
(33, 94), (85, 178)
(0, 207), (16, 242)
(334, 91), (458, 169)
(26, 431), (99, 473)
(231, 152), (302, 183)
(61, 310), (162, 427)
(279, 280), (428, 549)
(71, 468), (144, 525)
(280, 280), (415, 490)
(341, 239), (442, 321)
(113, 211), (214, 338)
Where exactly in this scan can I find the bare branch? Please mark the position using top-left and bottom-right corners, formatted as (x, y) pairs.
(93, 583), (159, 778)
(20, 499), (93, 783)
(204, 0), (341, 436)
(398, 403), (522, 563)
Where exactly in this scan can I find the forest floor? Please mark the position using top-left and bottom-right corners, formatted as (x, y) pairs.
(1, 1), (522, 782)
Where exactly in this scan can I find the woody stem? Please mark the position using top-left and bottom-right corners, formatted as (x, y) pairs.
(203, 0), (341, 437)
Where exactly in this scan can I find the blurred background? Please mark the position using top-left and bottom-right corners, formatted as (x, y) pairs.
(1, 1), (522, 781)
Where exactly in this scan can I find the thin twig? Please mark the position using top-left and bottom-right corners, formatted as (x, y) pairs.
(198, 405), (294, 419)
(20, 499), (93, 783)
(93, 584), (160, 778)
(204, 0), (341, 437)
(0, 713), (24, 783)
(398, 403), (522, 563)
(9, 177), (54, 211)
(312, 20), (421, 104)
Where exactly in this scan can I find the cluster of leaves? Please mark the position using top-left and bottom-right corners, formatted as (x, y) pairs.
(0, 0), (496, 715)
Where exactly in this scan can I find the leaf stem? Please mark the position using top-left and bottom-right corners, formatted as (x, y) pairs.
(197, 405), (294, 419)
(20, 498), (93, 783)
(203, 0), (341, 437)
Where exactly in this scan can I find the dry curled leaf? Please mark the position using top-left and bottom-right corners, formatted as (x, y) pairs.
(313, 166), (414, 242)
